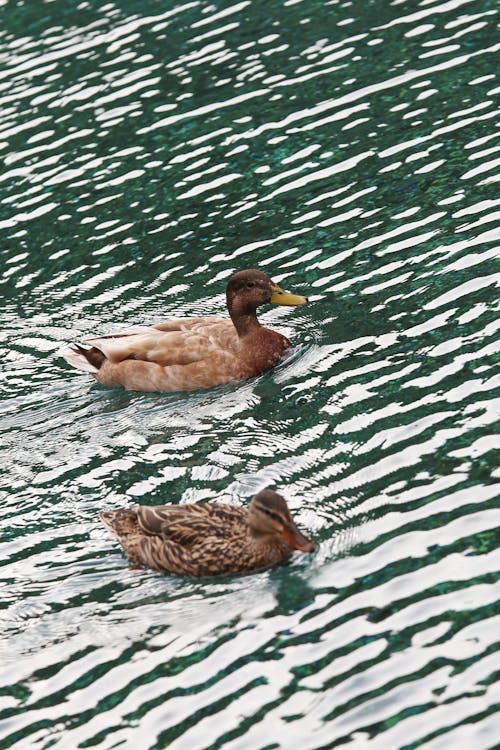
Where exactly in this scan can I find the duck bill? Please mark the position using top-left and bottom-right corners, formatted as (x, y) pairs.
(281, 522), (315, 553)
(270, 284), (308, 307)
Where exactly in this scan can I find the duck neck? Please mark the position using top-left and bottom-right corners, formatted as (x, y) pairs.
(249, 526), (289, 556)
(227, 298), (262, 338)
(249, 527), (272, 547)
(232, 312), (262, 338)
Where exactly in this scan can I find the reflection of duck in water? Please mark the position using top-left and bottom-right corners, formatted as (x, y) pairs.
(63, 269), (307, 392)
(100, 490), (315, 577)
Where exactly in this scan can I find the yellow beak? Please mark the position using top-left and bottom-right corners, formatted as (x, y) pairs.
(270, 283), (308, 306)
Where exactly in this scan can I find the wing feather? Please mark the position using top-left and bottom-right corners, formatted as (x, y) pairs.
(83, 318), (237, 367)
(136, 503), (246, 546)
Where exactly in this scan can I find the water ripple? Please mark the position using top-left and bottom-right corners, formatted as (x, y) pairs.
(1, 0), (499, 748)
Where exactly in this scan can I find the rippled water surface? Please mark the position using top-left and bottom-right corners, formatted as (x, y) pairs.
(1, 0), (499, 747)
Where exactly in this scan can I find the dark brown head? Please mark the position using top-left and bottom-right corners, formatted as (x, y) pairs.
(225, 270), (307, 326)
(248, 489), (315, 553)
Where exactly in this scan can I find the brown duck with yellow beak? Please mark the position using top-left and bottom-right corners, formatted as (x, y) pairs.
(63, 269), (307, 392)
(100, 490), (315, 577)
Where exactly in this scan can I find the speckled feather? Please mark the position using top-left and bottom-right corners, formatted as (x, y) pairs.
(100, 491), (315, 577)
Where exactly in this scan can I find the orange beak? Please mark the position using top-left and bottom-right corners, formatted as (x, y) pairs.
(281, 521), (315, 553)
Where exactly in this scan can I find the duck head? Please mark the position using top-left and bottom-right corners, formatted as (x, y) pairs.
(248, 489), (315, 553)
(226, 269), (307, 322)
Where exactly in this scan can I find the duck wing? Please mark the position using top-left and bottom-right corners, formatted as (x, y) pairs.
(84, 318), (236, 367)
(135, 502), (247, 546)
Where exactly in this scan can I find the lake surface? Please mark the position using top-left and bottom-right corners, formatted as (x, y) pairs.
(1, 0), (499, 748)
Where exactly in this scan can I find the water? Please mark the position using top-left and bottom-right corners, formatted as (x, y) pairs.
(1, 0), (499, 747)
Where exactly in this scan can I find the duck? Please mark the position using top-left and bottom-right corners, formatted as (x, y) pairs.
(100, 489), (315, 577)
(63, 269), (307, 392)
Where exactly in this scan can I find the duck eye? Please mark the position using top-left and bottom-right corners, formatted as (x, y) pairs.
(246, 281), (255, 288)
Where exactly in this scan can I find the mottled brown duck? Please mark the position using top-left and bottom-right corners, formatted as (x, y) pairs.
(100, 490), (315, 577)
(63, 269), (307, 392)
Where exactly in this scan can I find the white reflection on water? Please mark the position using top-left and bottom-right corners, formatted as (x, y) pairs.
(1, 0), (499, 747)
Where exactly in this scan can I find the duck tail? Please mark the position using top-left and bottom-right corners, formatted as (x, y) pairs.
(62, 344), (106, 373)
(100, 509), (138, 539)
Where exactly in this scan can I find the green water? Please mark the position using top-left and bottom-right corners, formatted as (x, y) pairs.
(1, 0), (499, 748)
